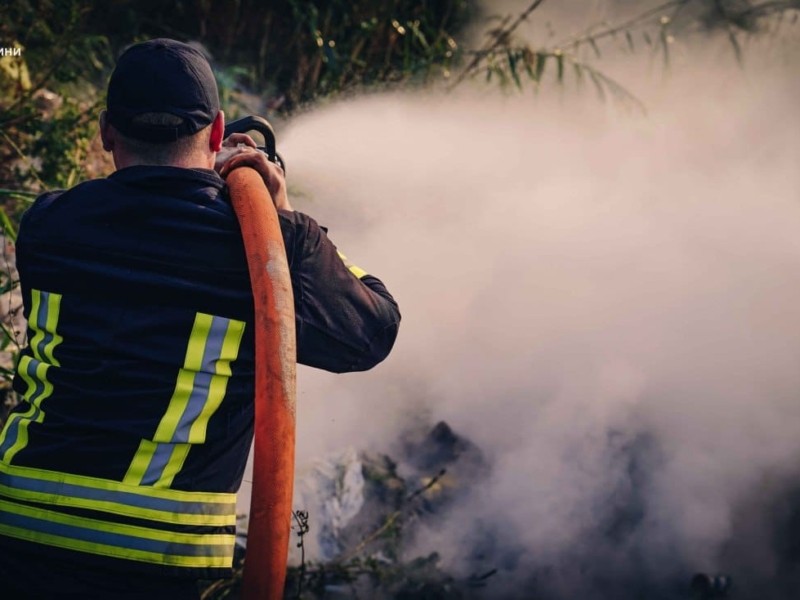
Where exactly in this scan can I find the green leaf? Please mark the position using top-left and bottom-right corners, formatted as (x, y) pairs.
(408, 21), (429, 49)
(508, 51), (522, 89)
(522, 48), (534, 79)
(534, 52), (547, 82)
(0, 277), (17, 296)
(496, 66), (509, 87)
(589, 71), (606, 102)
(573, 62), (584, 89)
(0, 208), (18, 244)
(0, 321), (19, 351)
(626, 30), (635, 52)
(728, 30), (743, 66)
(556, 54), (564, 83)
(0, 190), (36, 204)
(589, 38), (602, 58)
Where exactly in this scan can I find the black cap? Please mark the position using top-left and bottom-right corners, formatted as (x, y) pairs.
(106, 38), (220, 142)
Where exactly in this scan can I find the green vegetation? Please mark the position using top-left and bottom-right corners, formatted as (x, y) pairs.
(0, 0), (798, 595)
(1, 0), (797, 194)
(0, 0), (475, 195)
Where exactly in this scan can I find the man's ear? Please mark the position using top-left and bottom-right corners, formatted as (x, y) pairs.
(99, 111), (114, 152)
(210, 110), (225, 153)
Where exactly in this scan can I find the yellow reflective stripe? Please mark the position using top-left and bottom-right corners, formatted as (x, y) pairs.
(0, 481), (233, 527)
(187, 318), (246, 443)
(27, 289), (45, 359)
(0, 289), (48, 455)
(0, 359), (47, 463)
(0, 523), (234, 568)
(42, 292), (62, 366)
(0, 497), (234, 568)
(125, 313), (245, 488)
(1, 289), (62, 463)
(0, 499), (235, 546)
(157, 318), (245, 487)
(155, 443), (191, 489)
(337, 250), (368, 279)
(28, 290), (62, 366)
(124, 315), (211, 486)
(0, 360), (37, 452)
(0, 461), (236, 507)
(15, 357), (38, 399)
(184, 312), (213, 371)
(34, 357), (54, 401)
(123, 439), (158, 486)
(153, 370), (196, 442)
(155, 313), (213, 441)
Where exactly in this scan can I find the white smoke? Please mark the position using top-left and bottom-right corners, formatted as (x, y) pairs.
(241, 6), (800, 597)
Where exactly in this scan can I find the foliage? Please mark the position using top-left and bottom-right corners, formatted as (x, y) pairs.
(0, 1), (112, 193)
(222, 0), (472, 108)
(0, 2), (111, 412)
(45, 0), (476, 113)
(200, 468), (457, 600)
(2, 0), (798, 195)
(0, 212), (24, 427)
(449, 0), (800, 109)
(0, 0), (475, 195)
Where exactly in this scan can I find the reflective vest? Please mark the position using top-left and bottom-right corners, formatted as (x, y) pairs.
(0, 166), (400, 578)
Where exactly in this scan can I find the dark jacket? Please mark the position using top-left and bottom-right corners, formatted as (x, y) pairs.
(0, 166), (400, 582)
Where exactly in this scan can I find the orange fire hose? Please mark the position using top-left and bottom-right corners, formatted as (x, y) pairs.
(226, 166), (297, 600)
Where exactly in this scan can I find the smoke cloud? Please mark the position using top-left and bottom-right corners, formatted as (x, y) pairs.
(242, 6), (800, 598)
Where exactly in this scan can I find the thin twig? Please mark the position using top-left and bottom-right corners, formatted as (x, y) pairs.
(338, 468), (447, 562)
(1, 131), (47, 190)
(736, 0), (800, 20)
(449, 0), (547, 89)
(0, 321), (21, 353)
(292, 509), (310, 599)
(0, 189), (37, 199)
(199, 577), (229, 600)
(0, 223), (22, 354)
(406, 468), (447, 502)
(553, 0), (688, 52)
(341, 510), (402, 562)
(568, 56), (647, 114)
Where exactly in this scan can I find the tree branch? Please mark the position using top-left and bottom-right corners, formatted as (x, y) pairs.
(449, 0), (548, 89)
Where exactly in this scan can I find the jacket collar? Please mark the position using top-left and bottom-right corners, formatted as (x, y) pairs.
(108, 165), (225, 191)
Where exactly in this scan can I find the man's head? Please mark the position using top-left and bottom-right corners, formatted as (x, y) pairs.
(100, 38), (224, 169)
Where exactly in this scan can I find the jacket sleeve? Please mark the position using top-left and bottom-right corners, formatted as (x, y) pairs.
(279, 210), (400, 373)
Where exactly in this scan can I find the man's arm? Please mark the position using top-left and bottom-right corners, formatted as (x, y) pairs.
(279, 209), (400, 372)
(217, 136), (401, 373)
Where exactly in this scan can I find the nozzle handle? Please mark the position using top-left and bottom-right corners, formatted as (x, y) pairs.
(224, 116), (286, 174)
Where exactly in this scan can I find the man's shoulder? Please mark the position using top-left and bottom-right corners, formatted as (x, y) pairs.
(25, 179), (100, 216)
(30, 189), (63, 211)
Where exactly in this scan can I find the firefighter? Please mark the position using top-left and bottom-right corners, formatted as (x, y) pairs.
(0, 38), (400, 599)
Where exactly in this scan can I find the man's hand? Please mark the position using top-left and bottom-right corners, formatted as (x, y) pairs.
(216, 133), (292, 212)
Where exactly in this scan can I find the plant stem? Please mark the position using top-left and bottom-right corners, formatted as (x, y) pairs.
(449, 0), (548, 89)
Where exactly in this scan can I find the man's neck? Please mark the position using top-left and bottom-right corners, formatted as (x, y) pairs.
(113, 152), (215, 171)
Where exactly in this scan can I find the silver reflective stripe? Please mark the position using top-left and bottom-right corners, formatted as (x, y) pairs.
(0, 464), (236, 524)
(1, 511), (232, 557)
